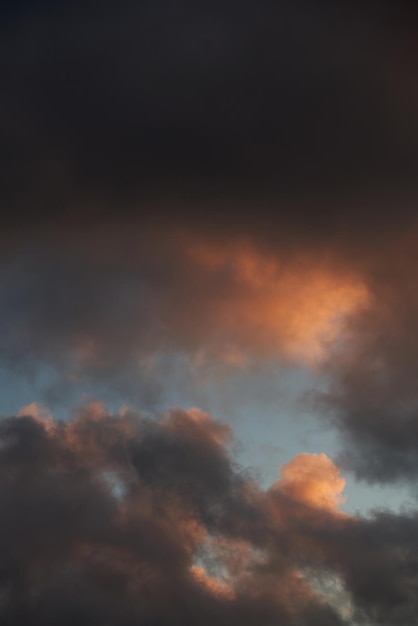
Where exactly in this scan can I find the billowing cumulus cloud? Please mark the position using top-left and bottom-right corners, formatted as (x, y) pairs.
(274, 452), (347, 513)
(0, 406), (335, 625)
(0, 404), (417, 626)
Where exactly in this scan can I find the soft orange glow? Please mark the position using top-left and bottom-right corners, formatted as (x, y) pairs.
(275, 453), (346, 512)
(17, 402), (56, 434)
(17, 402), (52, 422)
(190, 565), (235, 599)
(63, 401), (134, 461)
(163, 407), (231, 447)
(187, 241), (369, 366)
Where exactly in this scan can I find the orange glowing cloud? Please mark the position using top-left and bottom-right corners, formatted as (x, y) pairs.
(162, 407), (232, 448)
(190, 565), (235, 599)
(18, 402), (52, 421)
(17, 402), (55, 433)
(275, 453), (346, 513)
(186, 240), (369, 367)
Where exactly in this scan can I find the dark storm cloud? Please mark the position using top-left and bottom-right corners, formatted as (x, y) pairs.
(319, 235), (418, 483)
(1, 0), (418, 239)
(321, 511), (418, 625)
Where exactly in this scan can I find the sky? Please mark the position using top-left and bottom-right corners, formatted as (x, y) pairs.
(2, 0), (418, 624)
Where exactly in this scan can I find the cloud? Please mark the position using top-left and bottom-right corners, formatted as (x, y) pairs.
(3, 9), (418, 622)
(0, 405), (343, 625)
(273, 453), (347, 513)
(0, 231), (369, 385)
(1, 404), (418, 624)
(314, 228), (418, 483)
(1, 0), (418, 237)
(3, 205), (418, 487)
(2, 0), (417, 481)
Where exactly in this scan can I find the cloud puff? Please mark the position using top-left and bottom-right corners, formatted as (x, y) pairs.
(274, 453), (347, 513)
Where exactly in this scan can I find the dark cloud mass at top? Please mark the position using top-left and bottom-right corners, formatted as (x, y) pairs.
(2, 1), (418, 623)
(1, 0), (418, 233)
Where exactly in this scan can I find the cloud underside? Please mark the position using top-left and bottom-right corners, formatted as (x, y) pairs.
(1, 404), (417, 626)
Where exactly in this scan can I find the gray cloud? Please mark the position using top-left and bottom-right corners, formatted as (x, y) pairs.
(1, 406), (418, 624)
(0, 406), (345, 625)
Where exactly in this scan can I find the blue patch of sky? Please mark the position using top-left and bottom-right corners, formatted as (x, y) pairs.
(0, 353), (412, 515)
